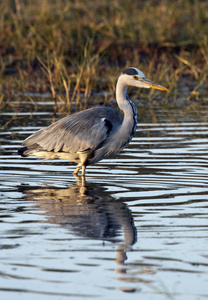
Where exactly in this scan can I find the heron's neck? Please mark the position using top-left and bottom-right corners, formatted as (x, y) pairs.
(115, 76), (137, 145)
(116, 76), (137, 119)
(116, 77), (129, 112)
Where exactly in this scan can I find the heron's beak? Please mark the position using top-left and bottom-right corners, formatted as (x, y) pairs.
(142, 78), (169, 91)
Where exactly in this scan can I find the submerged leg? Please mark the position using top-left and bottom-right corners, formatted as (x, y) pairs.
(81, 166), (86, 176)
(73, 165), (86, 177)
(74, 166), (81, 176)
(74, 153), (88, 176)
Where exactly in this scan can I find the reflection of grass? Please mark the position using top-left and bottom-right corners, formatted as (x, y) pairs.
(1, 0), (208, 107)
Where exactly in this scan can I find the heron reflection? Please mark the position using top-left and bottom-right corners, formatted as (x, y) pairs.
(20, 180), (137, 265)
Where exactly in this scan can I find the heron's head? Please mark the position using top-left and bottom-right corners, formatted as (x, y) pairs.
(120, 67), (169, 91)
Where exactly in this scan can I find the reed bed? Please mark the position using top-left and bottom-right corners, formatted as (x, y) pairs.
(0, 0), (208, 109)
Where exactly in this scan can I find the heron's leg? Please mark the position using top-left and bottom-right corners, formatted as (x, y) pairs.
(74, 166), (81, 176)
(74, 173), (86, 186)
(81, 166), (86, 177)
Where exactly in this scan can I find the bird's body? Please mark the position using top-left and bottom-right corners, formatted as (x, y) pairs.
(18, 67), (168, 176)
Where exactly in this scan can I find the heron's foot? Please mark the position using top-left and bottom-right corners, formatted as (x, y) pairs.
(81, 166), (86, 176)
(74, 166), (81, 176)
(74, 166), (86, 186)
(73, 166), (86, 177)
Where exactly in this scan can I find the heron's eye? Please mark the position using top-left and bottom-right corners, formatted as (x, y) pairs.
(133, 75), (143, 80)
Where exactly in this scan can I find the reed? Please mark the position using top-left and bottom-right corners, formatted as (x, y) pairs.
(0, 0), (208, 108)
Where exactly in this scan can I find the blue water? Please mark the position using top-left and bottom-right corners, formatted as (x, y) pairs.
(1, 99), (208, 300)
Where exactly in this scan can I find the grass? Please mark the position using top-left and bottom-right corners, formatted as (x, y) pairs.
(0, 0), (208, 110)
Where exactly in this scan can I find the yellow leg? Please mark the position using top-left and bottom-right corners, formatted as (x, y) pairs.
(74, 165), (86, 177)
(81, 166), (86, 177)
(74, 166), (81, 176)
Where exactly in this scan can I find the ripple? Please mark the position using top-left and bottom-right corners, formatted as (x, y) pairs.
(0, 102), (208, 299)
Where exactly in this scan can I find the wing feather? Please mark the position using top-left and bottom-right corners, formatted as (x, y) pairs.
(23, 107), (123, 153)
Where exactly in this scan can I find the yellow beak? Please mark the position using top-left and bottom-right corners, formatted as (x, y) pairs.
(143, 78), (169, 91)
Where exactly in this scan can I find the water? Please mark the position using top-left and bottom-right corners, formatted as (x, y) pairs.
(0, 99), (208, 300)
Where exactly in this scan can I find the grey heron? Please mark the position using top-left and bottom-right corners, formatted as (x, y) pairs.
(18, 67), (169, 176)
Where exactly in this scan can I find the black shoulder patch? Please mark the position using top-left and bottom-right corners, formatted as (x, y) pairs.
(122, 67), (138, 76)
(104, 119), (113, 135)
(18, 147), (28, 157)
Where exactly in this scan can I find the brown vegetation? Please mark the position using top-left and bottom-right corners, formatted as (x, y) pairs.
(0, 0), (208, 109)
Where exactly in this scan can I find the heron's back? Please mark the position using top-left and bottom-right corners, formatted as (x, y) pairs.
(19, 106), (123, 159)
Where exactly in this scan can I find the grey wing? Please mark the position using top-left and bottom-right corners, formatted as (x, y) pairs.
(23, 107), (123, 153)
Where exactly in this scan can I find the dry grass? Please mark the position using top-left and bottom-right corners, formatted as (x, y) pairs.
(0, 0), (208, 109)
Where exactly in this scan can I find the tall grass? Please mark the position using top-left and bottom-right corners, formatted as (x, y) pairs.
(0, 0), (208, 108)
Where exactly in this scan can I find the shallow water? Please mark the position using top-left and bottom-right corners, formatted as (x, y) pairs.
(0, 99), (208, 300)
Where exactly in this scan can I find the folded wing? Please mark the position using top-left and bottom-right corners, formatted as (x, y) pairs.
(22, 107), (123, 154)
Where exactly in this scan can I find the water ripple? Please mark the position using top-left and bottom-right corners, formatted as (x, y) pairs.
(0, 103), (208, 299)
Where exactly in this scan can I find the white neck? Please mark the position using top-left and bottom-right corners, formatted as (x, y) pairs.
(114, 75), (137, 148)
(116, 75), (129, 111)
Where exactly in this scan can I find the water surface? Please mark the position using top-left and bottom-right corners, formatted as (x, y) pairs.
(0, 99), (208, 300)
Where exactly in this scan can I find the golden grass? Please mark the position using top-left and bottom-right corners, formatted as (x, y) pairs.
(0, 0), (208, 108)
